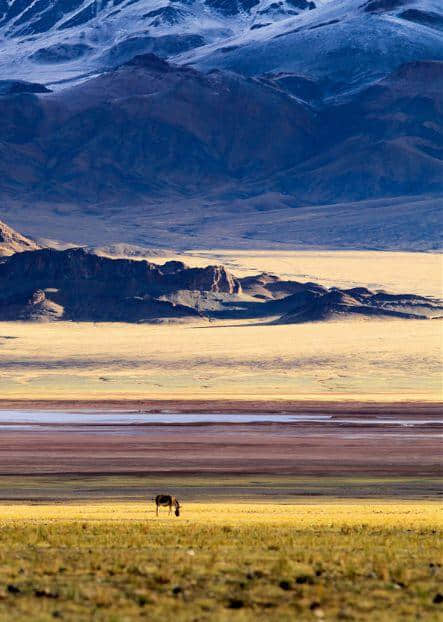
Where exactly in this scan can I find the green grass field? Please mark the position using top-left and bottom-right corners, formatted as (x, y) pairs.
(0, 475), (441, 502)
(0, 502), (442, 621)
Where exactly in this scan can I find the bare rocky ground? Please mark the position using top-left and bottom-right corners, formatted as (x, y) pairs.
(0, 222), (441, 323)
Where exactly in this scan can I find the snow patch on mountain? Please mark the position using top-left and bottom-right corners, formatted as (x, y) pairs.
(178, 0), (443, 96)
(0, 0), (313, 86)
(1, 0), (442, 95)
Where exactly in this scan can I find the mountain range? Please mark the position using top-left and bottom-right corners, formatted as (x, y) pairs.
(1, 0), (442, 95)
(0, 0), (442, 249)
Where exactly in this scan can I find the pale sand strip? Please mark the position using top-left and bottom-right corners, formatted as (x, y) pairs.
(0, 318), (441, 401)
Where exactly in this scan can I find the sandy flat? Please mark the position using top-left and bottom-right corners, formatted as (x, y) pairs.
(0, 318), (441, 400)
(0, 250), (441, 401)
(162, 250), (443, 298)
(102, 250), (442, 298)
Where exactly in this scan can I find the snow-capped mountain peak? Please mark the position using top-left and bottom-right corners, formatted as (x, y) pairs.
(2, 0), (441, 95)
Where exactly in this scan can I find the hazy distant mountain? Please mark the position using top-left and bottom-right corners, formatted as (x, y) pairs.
(185, 0), (443, 98)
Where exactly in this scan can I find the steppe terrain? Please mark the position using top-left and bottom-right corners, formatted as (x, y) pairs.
(0, 501), (442, 622)
(0, 250), (441, 622)
(1, 3), (442, 621)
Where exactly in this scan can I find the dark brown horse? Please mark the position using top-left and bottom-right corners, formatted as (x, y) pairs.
(154, 494), (181, 517)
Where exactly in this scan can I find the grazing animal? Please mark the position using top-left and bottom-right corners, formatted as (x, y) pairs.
(154, 494), (181, 517)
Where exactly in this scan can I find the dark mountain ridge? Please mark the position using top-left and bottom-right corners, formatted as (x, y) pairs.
(0, 244), (441, 323)
(0, 54), (441, 210)
(0, 54), (316, 204)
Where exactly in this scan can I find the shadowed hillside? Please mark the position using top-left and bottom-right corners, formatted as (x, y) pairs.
(1, 55), (442, 250)
(0, 240), (441, 323)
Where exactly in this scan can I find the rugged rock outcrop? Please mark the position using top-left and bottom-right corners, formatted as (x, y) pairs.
(0, 247), (242, 321)
(274, 289), (433, 324)
(0, 80), (51, 95)
(0, 220), (40, 256)
(173, 265), (242, 295)
(0, 244), (441, 323)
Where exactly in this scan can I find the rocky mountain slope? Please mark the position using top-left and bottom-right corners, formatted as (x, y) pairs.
(0, 220), (40, 256)
(1, 0), (442, 250)
(0, 53), (314, 204)
(183, 0), (443, 98)
(1, 54), (441, 208)
(0, 244), (441, 323)
(1, 0), (442, 100)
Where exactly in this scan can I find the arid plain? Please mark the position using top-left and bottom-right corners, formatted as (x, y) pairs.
(1, 4), (443, 617)
(0, 250), (441, 401)
(1, 252), (442, 622)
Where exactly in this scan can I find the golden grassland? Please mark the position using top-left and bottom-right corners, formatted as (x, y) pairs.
(2, 501), (443, 526)
(0, 502), (442, 621)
